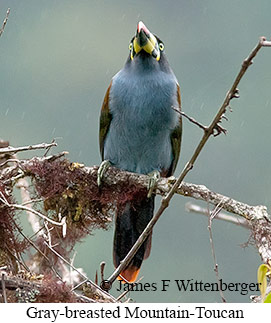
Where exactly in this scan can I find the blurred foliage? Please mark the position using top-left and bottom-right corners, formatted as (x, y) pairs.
(257, 263), (271, 302)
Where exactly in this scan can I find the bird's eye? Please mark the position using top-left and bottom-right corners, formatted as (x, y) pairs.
(159, 43), (164, 51)
(129, 43), (133, 50)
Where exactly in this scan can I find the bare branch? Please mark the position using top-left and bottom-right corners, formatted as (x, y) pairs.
(185, 202), (251, 229)
(172, 107), (208, 132)
(0, 142), (57, 155)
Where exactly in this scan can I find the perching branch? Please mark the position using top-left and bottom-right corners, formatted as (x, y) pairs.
(6, 156), (268, 223)
(2, 153), (271, 268)
(103, 36), (271, 289)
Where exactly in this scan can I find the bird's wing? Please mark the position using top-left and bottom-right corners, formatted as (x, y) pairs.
(168, 83), (182, 176)
(99, 82), (112, 160)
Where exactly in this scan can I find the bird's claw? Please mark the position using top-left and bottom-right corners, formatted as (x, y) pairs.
(147, 170), (160, 198)
(97, 160), (111, 187)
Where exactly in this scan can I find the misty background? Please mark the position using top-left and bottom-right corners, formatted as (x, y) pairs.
(1, 0), (271, 302)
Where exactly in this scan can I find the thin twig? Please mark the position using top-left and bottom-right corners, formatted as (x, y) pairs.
(15, 250), (29, 272)
(4, 241), (30, 273)
(0, 142), (57, 155)
(185, 202), (251, 229)
(0, 8), (10, 38)
(58, 257), (84, 288)
(104, 36), (270, 289)
(70, 252), (77, 284)
(0, 158), (20, 168)
(100, 261), (106, 282)
(44, 139), (56, 157)
(44, 242), (117, 303)
(21, 198), (43, 206)
(44, 221), (53, 247)
(5, 201), (65, 227)
(13, 220), (62, 279)
(172, 107), (208, 132)
(71, 278), (89, 292)
(207, 202), (227, 302)
(116, 276), (144, 301)
(0, 191), (64, 227)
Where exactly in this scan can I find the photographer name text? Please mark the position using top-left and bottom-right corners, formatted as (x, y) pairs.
(116, 278), (260, 295)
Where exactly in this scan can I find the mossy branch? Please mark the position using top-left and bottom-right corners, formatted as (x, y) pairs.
(2, 154), (271, 266)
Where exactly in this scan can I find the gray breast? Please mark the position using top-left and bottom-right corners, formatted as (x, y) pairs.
(103, 68), (179, 174)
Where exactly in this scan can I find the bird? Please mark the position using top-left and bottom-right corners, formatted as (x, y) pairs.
(98, 21), (182, 283)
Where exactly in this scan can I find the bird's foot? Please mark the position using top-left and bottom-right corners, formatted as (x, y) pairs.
(147, 170), (160, 198)
(97, 160), (111, 187)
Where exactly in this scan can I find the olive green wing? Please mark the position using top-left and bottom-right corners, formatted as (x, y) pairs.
(168, 83), (182, 176)
(99, 82), (112, 160)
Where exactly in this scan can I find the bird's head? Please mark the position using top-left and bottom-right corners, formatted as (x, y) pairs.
(129, 21), (165, 63)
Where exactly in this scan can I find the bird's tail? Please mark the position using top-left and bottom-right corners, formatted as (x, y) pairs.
(113, 195), (155, 283)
